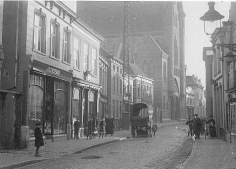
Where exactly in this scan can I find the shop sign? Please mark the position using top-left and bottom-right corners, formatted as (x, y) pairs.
(32, 60), (72, 81)
(46, 67), (60, 76)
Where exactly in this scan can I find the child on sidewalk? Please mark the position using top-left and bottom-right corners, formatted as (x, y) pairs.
(35, 123), (44, 157)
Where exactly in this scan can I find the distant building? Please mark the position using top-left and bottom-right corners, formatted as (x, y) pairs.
(77, 1), (186, 122)
(186, 75), (206, 118)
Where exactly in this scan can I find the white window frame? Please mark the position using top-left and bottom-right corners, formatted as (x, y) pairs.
(92, 47), (97, 75)
(84, 43), (89, 71)
(63, 29), (71, 64)
(33, 12), (45, 53)
(74, 37), (80, 69)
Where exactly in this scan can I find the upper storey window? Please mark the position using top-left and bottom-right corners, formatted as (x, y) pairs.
(33, 12), (46, 53)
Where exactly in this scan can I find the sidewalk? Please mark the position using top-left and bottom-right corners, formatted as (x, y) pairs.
(0, 121), (184, 169)
(178, 136), (236, 169)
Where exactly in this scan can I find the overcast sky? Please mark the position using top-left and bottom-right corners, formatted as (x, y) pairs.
(183, 1), (231, 88)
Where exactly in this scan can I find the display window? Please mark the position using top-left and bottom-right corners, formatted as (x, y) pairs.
(28, 74), (44, 137)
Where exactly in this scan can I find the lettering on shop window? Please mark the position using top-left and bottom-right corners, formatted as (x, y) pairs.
(46, 67), (60, 76)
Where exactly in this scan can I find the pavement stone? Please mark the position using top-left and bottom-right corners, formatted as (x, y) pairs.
(0, 121), (183, 169)
(178, 136), (236, 169)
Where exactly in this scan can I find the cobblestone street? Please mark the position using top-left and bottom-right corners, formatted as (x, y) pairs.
(16, 124), (189, 169)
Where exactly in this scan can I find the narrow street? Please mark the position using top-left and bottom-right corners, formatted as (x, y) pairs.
(17, 124), (192, 169)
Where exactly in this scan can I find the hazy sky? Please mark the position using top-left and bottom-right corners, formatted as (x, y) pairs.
(183, 1), (231, 88)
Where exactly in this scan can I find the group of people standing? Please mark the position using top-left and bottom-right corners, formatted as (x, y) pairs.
(73, 116), (115, 140)
(186, 114), (216, 139)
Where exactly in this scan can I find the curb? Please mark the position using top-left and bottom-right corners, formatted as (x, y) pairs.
(177, 138), (196, 169)
(0, 138), (126, 169)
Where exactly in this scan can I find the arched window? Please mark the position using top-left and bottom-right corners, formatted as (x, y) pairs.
(149, 61), (154, 78)
(142, 60), (148, 74)
(163, 62), (167, 79)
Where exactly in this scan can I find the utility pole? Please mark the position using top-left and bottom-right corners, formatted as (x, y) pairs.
(122, 1), (131, 130)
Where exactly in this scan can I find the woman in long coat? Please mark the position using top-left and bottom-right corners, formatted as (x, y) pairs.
(35, 123), (44, 157)
(206, 115), (216, 138)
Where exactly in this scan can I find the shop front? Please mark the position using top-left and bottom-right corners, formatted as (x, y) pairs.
(72, 77), (100, 136)
(28, 60), (72, 139)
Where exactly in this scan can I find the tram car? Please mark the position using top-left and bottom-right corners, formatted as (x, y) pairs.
(130, 103), (153, 138)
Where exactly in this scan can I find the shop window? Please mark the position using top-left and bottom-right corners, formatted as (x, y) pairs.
(28, 74), (44, 137)
(50, 21), (60, 59)
(63, 29), (71, 64)
(92, 47), (97, 75)
(33, 12), (46, 53)
(54, 90), (66, 134)
(74, 37), (81, 69)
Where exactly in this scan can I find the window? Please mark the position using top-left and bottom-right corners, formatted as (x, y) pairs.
(117, 77), (119, 93)
(113, 65), (115, 71)
(113, 100), (115, 117)
(120, 79), (122, 94)
(142, 60), (148, 74)
(74, 37), (80, 69)
(92, 48), (97, 75)
(163, 62), (167, 79)
(50, 22), (59, 58)
(149, 61), (154, 78)
(116, 100), (119, 118)
(113, 76), (115, 92)
(33, 13), (45, 53)
(117, 67), (119, 73)
(63, 29), (71, 64)
(84, 43), (89, 71)
(120, 68), (122, 74)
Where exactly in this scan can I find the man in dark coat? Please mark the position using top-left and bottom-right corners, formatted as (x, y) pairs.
(35, 123), (44, 157)
(206, 115), (216, 138)
(87, 118), (93, 140)
(192, 114), (201, 139)
(74, 118), (80, 139)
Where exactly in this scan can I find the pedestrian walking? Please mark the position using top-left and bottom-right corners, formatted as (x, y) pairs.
(34, 123), (44, 157)
(74, 118), (80, 139)
(87, 118), (93, 140)
(99, 118), (106, 138)
(206, 115), (216, 138)
(186, 117), (193, 136)
(192, 114), (201, 139)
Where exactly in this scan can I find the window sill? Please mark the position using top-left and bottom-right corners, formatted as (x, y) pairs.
(49, 55), (60, 61)
(62, 60), (71, 66)
(33, 49), (46, 56)
(73, 67), (81, 72)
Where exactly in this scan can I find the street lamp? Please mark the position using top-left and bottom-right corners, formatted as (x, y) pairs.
(200, 2), (236, 62)
(200, 1), (224, 35)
